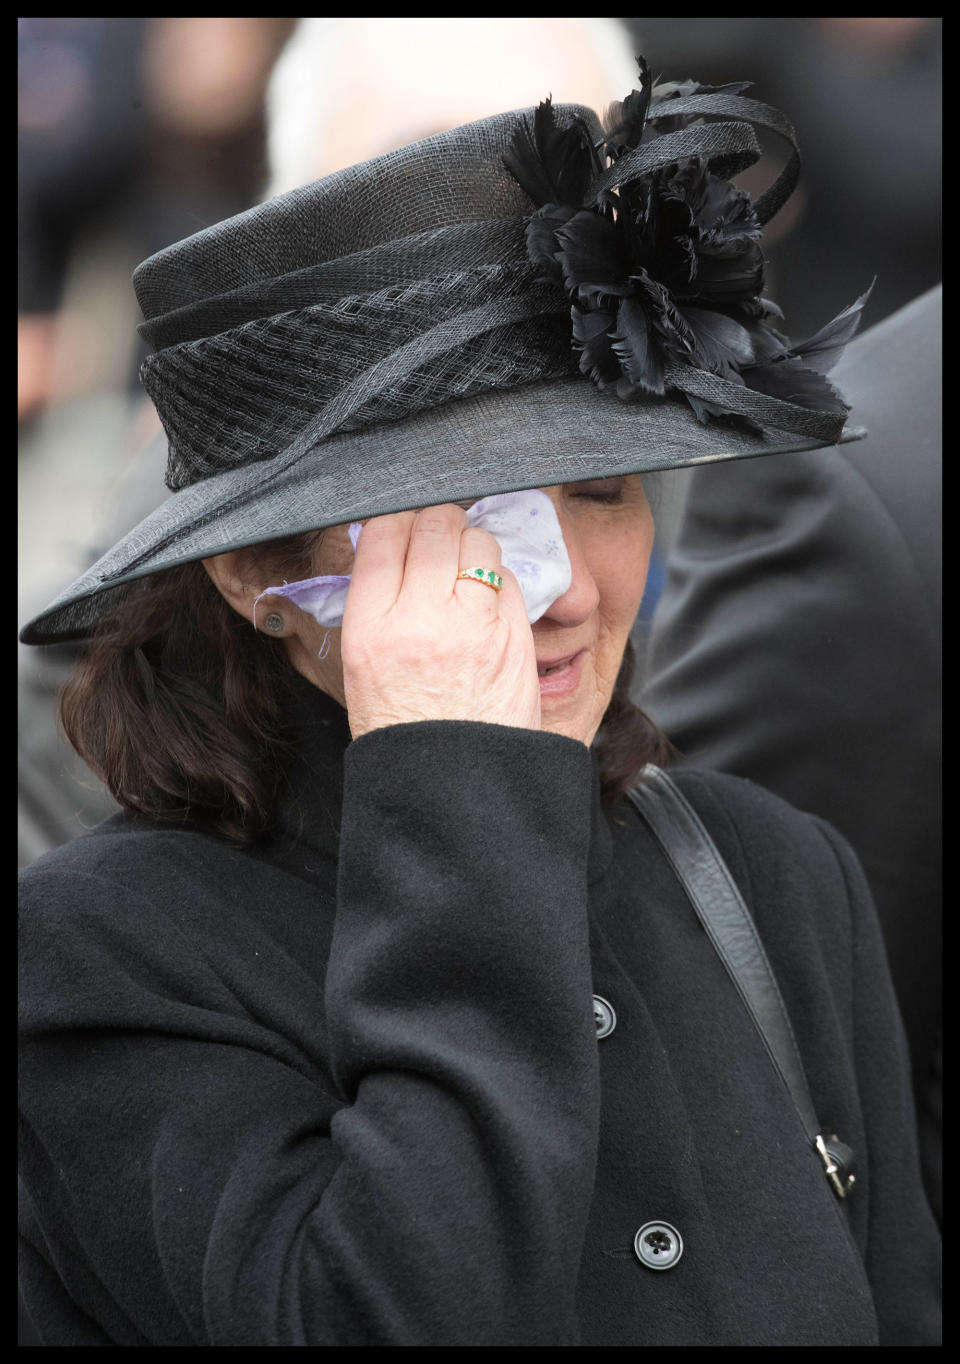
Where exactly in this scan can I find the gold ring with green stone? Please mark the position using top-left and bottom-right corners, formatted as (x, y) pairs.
(456, 567), (503, 592)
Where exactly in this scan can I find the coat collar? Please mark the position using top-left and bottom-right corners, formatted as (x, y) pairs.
(266, 671), (615, 884)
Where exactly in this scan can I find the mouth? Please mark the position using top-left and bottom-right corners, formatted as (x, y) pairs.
(536, 649), (587, 697)
(536, 651), (579, 675)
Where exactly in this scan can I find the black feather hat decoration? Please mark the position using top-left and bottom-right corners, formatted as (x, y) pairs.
(503, 56), (872, 434)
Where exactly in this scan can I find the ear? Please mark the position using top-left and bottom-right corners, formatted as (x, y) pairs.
(201, 551), (253, 617)
(202, 551), (290, 633)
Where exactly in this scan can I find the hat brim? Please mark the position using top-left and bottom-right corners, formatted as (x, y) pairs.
(20, 375), (865, 644)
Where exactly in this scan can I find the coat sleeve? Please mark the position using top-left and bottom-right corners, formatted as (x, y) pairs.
(807, 815), (941, 1346)
(19, 721), (601, 1347)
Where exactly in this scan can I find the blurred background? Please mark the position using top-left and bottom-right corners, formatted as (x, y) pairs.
(18, 17), (941, 866)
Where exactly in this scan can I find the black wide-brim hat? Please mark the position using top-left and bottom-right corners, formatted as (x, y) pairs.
(21, 77), (867, 645)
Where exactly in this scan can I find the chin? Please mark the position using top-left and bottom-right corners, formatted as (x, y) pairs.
(539, 704), (603, 748)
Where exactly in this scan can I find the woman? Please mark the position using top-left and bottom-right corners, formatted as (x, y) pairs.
(18, 65), (940, 1345)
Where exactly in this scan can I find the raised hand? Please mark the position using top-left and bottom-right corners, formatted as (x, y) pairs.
(341, 505), (541, 739)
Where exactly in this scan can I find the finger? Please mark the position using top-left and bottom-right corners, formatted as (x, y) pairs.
(457, 525), (503, 576)
(490, 562), (530, 627)
(453, 526), (505, 606)
(401, 503), (467, 603)
(347, 511), (416, 614)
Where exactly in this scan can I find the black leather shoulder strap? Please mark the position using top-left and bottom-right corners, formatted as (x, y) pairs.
(626, 765), (856, 1199)
(626, 765), (821, 1141)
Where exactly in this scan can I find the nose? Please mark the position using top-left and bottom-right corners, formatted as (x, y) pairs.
(539, 512), (600, 628)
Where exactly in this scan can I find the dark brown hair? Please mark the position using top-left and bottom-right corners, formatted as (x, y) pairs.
(60, 533), (673, 844)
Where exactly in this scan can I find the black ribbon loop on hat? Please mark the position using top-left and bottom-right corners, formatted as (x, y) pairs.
(662, 362), (846, 444)
(646, 93), (801, 225)
(590, 121), (761, 200)
(139, 220), (530, 351)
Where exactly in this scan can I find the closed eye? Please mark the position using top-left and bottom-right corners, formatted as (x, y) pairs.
(569, 477), (626, 504)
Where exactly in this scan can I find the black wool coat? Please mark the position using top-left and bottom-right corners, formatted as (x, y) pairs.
(18, 681), (940, 1346)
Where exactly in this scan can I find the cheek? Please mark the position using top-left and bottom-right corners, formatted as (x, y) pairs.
(594, 519), (655, 631)
(314, 526), (356, 576)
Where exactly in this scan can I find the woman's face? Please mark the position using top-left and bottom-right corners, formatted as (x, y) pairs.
(279, 473), (655, 747)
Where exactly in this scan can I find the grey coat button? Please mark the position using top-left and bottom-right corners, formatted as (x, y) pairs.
(592, 994), (616, 1039)
(634, 1221), (683, 1270)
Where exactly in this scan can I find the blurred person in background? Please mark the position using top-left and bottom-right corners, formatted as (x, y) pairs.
(264, 16), (638, 192)
(19, 17), (297, 867)
(18, 17), (296, 426)
(18, 18), (147, 424)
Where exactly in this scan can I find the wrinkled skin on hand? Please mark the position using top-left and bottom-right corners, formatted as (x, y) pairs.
(340, 503), (542, 738)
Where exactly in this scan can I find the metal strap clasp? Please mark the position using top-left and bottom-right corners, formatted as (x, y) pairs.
(816, 1133), (857, 1199)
